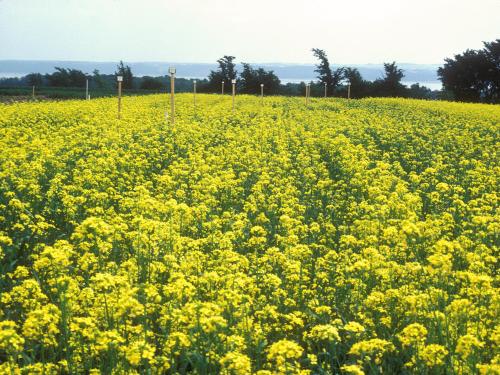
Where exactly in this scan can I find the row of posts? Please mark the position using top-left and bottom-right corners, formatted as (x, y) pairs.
(31, 79), (92, 101)
(31, 79), (350, 104)
(29, 70), (350, 121)
(162, 70), (240, 124)
(320, 82), (351, 99)
(112, 67), (351, 121)
(305, 82), (351, 104)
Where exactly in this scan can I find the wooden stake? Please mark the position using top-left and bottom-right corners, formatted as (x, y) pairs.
(193, 80), (197, 114)
(261, 83), (264, 105)
(348, 83), (351, 99)
(117, 80), (122, 119)
(169, 67), (176, 124)
(232, 79), (236, 111)
(32, 85), (35, 100)
(222, 80), (225, 95)
(86, 79), (89, 100)
(324, 82), (327, 98)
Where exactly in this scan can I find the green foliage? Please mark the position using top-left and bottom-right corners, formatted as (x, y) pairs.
(139, 76), (163, 90)
(239, 63), (281, 95)
(92, 69), (107, 89)
(207, 55), (237, 93)
(26, 73), (43, 87)
(343, 68), (370, 98)
(312, 48), (344, 95)
(46, 67), (87, 88)
(115, 61), (134, 89)
(438, 39), (500, 103)
(372, 62), (407, 97)
(407, 83), (434, 99)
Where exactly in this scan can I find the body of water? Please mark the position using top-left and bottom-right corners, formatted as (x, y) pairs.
(280, 78), (441, 90)
(403, 81), (442, 90)
(0, 72), (26, 78)
(1, 72), (442, 91)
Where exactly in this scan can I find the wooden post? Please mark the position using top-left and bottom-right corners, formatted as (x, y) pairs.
(86, 79), (89, 100)
(193, 80), (197, 113)
(32, 85), (35, 100)
(348, 83), (351, 99)
(232, 79), (236, 111)
(260, 83), (264, 105)
(169, 67), (176, 124)
(324, 82), (327, 98)
(117, 76), (123, 119)
(222, 80), (225, 95)
(306, 84), (310, 105)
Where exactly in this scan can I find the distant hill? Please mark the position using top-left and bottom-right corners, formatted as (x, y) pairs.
(0, 60), (441, 88)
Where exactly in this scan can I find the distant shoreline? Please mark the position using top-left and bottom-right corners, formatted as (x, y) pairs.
(0, 60), (441, 89)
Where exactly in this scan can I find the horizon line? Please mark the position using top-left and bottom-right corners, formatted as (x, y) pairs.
(0, 58), (444, 66)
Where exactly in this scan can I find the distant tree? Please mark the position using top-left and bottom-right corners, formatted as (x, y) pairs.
(207, 55), (237, 93)
(311, 48), (344, 96)
(140, 76), (163, 90)
(92, 69), (107, 89)
(372, 62), (407, 97)
(279, 82), (303, 96)
(383, 62), (405, 89)
(343, 67), (370, 98)
(46, 67), (86, 87)
(115, 61), (134, 89)
(26, 73), (43, 87)
(407, 83), (433, 99)
(46, 67), (70, 87)
(438, 39), (500, 103)
(257, 68), (281, 94)
(0, 77), (24, 87)
(69, 69), (87, 87)
(239, 63), (281, 94)
(239, 64), (260, 94)
(483, 39), (500, 101)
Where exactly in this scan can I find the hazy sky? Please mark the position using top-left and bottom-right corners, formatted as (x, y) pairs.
(1, 0), (499, 64)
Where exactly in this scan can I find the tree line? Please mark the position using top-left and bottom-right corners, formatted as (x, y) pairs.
(1, 39), (498, 102)
(1, 61), (206, 93)
(200, 52), (436, 99)
(0, 58), (435, 99)
(438, 40), (499, 103)
(293, 41), (499, 102)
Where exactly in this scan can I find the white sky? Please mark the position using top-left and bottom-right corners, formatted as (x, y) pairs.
(0, 0), (499, 64)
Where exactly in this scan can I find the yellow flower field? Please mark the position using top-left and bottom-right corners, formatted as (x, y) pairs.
(0, 94), (498, 374)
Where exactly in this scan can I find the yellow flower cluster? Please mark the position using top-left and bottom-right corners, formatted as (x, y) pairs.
(0, 94), (498, 373)
(267, 339), (304, 373)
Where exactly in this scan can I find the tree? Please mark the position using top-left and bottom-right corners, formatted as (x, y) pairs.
(207, 56), (237, 93)
(311, 48), (344, 96)
(483, 39), (500, 102)
(239, 64), (259, 94)
(407, 83), (433, 99)
(92, 69), (107, 89)
(239, 63), (281, 94)
(343, 67), (370, 98)
(438, 39), (500, 103)
(26, 73), (43, 87)
(372, 62), (406, 97)
(46, 67), (70, 87)
(46, 67), (86, 87)
(140, 76), (163, 90)
(69, 69), (87, 87)
(115, 61), (134, 89)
